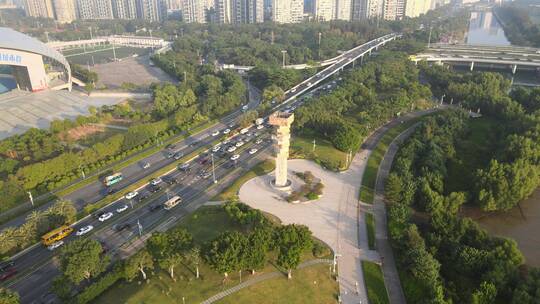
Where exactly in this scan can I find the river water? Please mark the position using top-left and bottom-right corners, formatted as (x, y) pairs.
(459, 10), (540, 86)
(462, 10), (540, 266)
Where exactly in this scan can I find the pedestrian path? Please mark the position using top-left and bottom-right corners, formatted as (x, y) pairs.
(201, 259), (332, 304)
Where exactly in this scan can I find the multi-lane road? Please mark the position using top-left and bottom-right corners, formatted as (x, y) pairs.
(1, 33), (400, 303)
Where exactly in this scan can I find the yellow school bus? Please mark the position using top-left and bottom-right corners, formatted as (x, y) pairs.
(41, 225), (73, 246)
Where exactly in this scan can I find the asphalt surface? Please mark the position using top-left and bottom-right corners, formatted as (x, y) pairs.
(0, 33), (399, 304)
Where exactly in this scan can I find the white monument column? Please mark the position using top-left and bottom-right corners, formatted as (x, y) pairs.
(269, 112), (294, 187)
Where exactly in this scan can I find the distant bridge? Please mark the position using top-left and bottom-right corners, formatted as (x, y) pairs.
(219, 36), (395, 73)
(411, 43), (540, 74)
(48, 35), (170, 51)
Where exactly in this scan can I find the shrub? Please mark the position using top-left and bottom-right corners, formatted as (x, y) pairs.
(287, 191), (301, 203)
(313, 182), (324, 195)
(312, 241), (329, 258)
(306, 192), (319, 200)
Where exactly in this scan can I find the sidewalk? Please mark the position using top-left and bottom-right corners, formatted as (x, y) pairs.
(371, 124), (421, 304)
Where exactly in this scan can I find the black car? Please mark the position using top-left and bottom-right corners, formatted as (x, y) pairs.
(113, 223), (131, 232)
(166, 144), (176, 150)
(224, 161), (235, 169)
(178, 163), (191, 172)
(148, 204), (161, 212)
(137, 193), (149, 202)
(0, 260), (14, 273)
(107, 188), (117, 195)
(92, 211), (105, 219)
(163, 176), (178, 185)
(149, 185), (162, 193)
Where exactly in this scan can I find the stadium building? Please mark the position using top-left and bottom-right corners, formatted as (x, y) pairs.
(0, 27), (72, 93)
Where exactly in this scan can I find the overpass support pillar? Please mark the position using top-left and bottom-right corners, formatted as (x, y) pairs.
(360, 55), (364, 64)
(470, 61), (475, 71)
(512, 64), (517, 75)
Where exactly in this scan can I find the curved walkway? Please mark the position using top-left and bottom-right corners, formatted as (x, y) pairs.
(201, 259), (332, 304)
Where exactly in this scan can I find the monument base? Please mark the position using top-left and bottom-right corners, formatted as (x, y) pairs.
(271, 179), (292, 193)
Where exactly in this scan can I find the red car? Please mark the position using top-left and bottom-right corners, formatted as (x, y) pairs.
(0, 268), (17, 281)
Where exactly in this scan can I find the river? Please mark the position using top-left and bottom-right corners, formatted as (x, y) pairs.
(463, 10), (540, 266)
(458, 10), (540, 86)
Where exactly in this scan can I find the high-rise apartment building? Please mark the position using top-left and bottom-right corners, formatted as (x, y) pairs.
(404, 0), (431, 17)
(214, 0), (232, 23)
(181, 0), (206, 22)
(112, 0), (136, 18)
(231, 0), (263, 23)
(313, 0), (333, 21)
(352, 0), (382, 20)
(272, 0), (303, 23)
(53, 0), (76, 22)
(165, 0), (180, 10)
(334, 0), (352, 20)
(137, 0), (166, 21)
(77, 0), (114, 19)
(23, 0), (54, 18)
(382, 0), (404, 20)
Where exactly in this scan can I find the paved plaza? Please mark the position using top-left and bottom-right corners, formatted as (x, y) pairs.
(0, 90), (126, 139)
(91, 55), (176, 89)
(239, 158), (381, 304)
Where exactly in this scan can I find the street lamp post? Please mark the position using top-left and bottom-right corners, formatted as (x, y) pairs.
(89, 26), (93, 40)
(137, 219), (143, 236)
(281, 50), (287, 67)
(318, 32), (322, 59)
(27, 191), (34, 207)
(211, 153), (217, 184)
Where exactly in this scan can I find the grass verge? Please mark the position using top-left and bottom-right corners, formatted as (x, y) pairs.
(290, 132), (348, 172)
(92, 206), (337, 304)
(213, 160), (275, 201)
(362, 260), (390, 304)
(366, 212), (376, 250)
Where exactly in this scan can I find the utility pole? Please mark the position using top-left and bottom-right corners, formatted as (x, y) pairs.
(318, 32), (322, 59)
(112, 42), (117, 61)
(211, 153), (217, 184)
(281, 50), (287, 67)
(27, 191), (34, 207)
(428, 26), (433, 48)
(271, 30), (274, 44)
(89, 26), (93, 40)
(137, 219), (143, 236)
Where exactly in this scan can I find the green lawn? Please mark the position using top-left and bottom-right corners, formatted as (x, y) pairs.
(65, 46), (149, 65)
(218, 263), (339, 304)
(214, 160), (275, 201)
(92, 205), (337, 304)
(360, 120), (418, 203)
(366, 212), (376, 250)
(290, 132), (348, 171)
(362, 261), (390, 304)
(445, 117), (498, 195)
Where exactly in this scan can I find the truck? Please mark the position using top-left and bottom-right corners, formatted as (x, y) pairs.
(164, 196), (182, 210)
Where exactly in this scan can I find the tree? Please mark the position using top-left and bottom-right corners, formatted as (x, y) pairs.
(332, 121), (361, 152)
(0, 288), (19, 304)
(206, 231), (247, 280)
(385, 173), (403, 203)
(471, 281), (497, 304)
(276, 225), (313, 279)
(262, 84), (285, 104)
(245, 227), (274, 275)
(59, 239), (109, 285)
(123, 250), (153, 281)
(187, 247), (201, 279)
(50, 275), (72, 301)
(147, 228), (193, 279)
(239, 110), (259, 128)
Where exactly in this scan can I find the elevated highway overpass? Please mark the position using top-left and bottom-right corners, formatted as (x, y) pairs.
(411, 43), (540, 74)
(220, 33), (400, 73)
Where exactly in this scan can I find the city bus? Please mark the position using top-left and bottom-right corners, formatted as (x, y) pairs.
(163, 196), (182, 210)
(104, 173), (123, 187)
(41, 225), (74, 246)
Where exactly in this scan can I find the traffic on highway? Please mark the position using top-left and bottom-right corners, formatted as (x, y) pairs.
(0, 33), (399, 304)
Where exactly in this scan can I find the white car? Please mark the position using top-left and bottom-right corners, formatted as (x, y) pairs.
(223, 128), (231, 135)
(98, 212), (114, 222)
(125, 191), (138, 200)
(255, 138), (263, 144)
(211, 130), (220, 137)
(227, 146), (237, 153)
(142, 162), (150, 169)
(230, 154), (240, 161)
(116, 205), (129, 213)
(76, 225), (94, 236)
(222, 139), (231, 145)
(256, 124), (264, 130)
(240, 128), (249, 134)
(248, 148), (258, 155)
(291, 88), (296, 93)
(47, 240), (64, 251)
(212, 145), (221, 152)
(150, 178), (161, 186)
(235, 141), (244, 147)
(242, 105), (249, 111)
